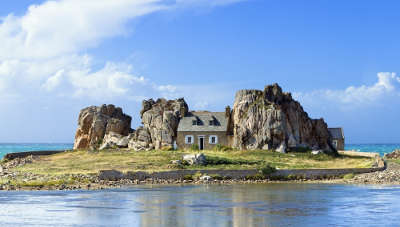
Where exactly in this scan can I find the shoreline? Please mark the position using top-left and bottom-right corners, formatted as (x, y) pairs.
(1, 177), (399, 192)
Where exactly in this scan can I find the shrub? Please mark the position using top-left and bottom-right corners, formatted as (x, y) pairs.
(181, 160), (190, 166)
(193, 171), (202, 180)
(213, 144), (232, 151)
(191, 144), (199, 151)
(245, 173), (265, 181)
(343, 173), (355, 179)
(205, 156), (260, 166)
(288, 146), (310, 153)
(183, 175), (193, 181)
(260, 164), (276, 175)
(210, 174), (223, 180)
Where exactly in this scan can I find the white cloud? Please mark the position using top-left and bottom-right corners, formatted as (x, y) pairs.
(294, 72), (400, 110)
(0, 0), (243, 103)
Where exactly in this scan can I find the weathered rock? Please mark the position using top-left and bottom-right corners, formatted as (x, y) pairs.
(231, 83), (336, 154)
(133, 98), (188, 150)
(73, 104), (132, 150)
(98, 170), (124, 181)
(384, 149), (400, 159)
(276, 142), (287, 153)
(99, 132), (129, 150)
(311, 150), (324, 155)
(200, 175), (212, 181)
(183, 153), (207, 165)
(128, 127), (154, 151)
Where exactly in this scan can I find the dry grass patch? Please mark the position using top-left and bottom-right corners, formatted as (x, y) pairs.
(11, 149), (375, 175)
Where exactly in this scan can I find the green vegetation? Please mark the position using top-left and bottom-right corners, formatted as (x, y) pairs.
(190, 144), (199, 151)
(342, 173), (355, 179)
(10, 149), (375, 176)
(213, 144), (232, 151)
(260, 164), (276, 175)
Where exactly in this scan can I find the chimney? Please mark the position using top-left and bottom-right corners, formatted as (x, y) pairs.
(225, 106), (231, 118)
(180, 107), (187, 118)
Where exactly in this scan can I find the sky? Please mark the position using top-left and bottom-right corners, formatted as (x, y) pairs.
(0, 0), (400, 144)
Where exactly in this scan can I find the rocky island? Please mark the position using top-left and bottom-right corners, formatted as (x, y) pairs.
(0, 84), (388, 190)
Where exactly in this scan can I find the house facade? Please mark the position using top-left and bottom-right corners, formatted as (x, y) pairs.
(328, 128), (345, 150)
(176, 108), (232, 150)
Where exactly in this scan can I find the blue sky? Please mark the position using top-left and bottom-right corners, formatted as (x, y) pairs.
(0, 0), (400, 144)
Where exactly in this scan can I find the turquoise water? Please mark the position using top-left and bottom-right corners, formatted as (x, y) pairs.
(0, 143), (73, 159)
(346, 144), (400, 156)
(0, 184), (399, 227)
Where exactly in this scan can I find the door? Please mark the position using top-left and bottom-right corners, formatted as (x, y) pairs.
(199, 137), (204, 150)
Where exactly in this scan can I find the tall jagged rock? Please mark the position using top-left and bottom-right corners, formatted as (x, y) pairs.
(134, 98), (188, 150)
(73, 104), (132, 149)
(232, 83), (336, 154)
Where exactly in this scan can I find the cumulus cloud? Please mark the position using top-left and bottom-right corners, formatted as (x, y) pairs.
(0, 0), (242, 102)
(294, 72), (400, 110)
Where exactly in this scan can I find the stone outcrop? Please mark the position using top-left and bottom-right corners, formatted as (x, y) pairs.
(135, 98), (188, 150)
(183, 153), (207, 165)
(384, 150), (400, 159)
(73, 104), (132, 150)
(231, 83), (336, 154)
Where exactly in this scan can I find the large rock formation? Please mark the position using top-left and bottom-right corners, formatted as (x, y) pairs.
(231, 83), (336, 154)
(134, 98), (188, 150)
(73, 104), (132, 149)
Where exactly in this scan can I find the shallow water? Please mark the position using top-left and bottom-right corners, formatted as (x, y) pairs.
(0, 184), (399, 227)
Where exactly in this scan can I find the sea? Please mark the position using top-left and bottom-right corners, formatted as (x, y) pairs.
(0, 143), (399, 227)
(0, 184), (399, 226)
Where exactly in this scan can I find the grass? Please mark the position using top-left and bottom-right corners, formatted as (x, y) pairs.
(342, 173), (355, 179)
(10, 149), (375, 176)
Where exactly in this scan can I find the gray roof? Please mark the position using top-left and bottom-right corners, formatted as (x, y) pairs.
(328, 128), (344, 139)
(177, 111), (228, 132)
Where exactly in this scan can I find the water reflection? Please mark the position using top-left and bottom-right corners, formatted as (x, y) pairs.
(0, 184), (399, 226)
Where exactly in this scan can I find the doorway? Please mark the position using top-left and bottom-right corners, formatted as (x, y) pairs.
(198, 136), (204, 150)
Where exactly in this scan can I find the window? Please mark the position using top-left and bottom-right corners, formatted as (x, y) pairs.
(209, 120), (214, 126)
(332, 140), (338, 148)
(192, 120), (197, 125)
(185, 135), (194, 144)
(209, 135), (218, 144)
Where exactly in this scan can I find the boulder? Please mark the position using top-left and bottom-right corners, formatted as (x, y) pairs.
(200, 175), (212, 181)
(99, 132), (129, 150)
(98, 170), (124, 181)
(183, 153), (207, 165)
(135, 98), (188, 150)
(311, 150), (324, 155)
(231, 83), (336, 154)
(384, 149), (400, 159)
(73, 104), (132, 150)
(276, 142), (287, 153)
